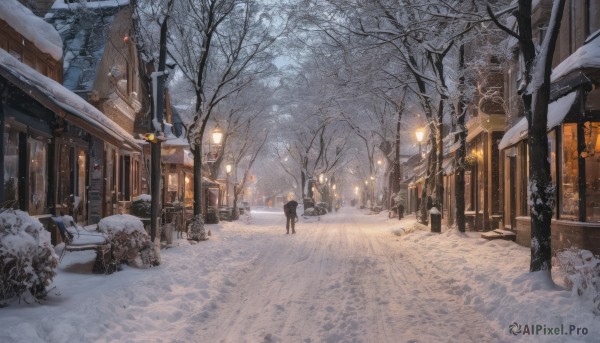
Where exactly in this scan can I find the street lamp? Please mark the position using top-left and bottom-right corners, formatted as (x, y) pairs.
(415, 127), (425, 158)
(206, 125), (224, 162)
(212, 125), (223, 145)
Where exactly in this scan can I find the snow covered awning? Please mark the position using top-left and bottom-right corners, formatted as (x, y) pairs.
(162, 148), (193, 167)
(0, 48), (140, 150)
(498, 92), (577, 150)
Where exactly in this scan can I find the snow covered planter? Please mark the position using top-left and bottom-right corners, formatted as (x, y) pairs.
(98, 214), (159, 267)
(556, 248), (600, 314)
(0, 210), (58, 303)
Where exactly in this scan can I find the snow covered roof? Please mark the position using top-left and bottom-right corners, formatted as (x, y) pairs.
(498, 92), (577, 150)
(0, 0), (63, 61)
(552, 30), (600, 82)
(50, 0), (130, 10)
(0, 48), (139, 150)
(45, 2), (127, 91)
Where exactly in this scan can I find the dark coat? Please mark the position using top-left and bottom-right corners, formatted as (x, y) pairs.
(284, 200), (299, 218)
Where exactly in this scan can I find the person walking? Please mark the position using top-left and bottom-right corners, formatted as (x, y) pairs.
(283, 200), (299, 234)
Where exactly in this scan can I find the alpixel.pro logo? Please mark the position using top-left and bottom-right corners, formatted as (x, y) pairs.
(509, 322), (588, 336)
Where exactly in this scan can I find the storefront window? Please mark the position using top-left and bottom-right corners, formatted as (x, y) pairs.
(28, 138), (47, 215)
(76, 149), (87, 221)
(118, 155), (131, 201)
(561, 123), (578, 219)
(167, 172), (178, 203)
(465, 171), (472, 211)
(57, 144), (72, 213)
(548, 130), (557, 219)
(518, 143), (529, 216)
(585, 122), (600, 221)
(3, 128), (19, 206)
(476, 139), (484, 212)
(184, 172), (193, 205)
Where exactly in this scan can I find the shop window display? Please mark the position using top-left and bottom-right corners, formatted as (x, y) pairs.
(28, 138), (47, 215)
(584, 122), (600, 221)
(561, 123), (578, 219)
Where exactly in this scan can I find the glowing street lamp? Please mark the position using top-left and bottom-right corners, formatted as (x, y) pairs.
(415, 127), (425, 158)
(212, 125), (223, 145)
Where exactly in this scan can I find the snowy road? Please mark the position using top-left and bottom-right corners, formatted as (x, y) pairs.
(3, 206), (597, 343)
(192, 208), (498, 343)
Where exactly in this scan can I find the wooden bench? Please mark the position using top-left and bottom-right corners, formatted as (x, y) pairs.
(51, 217), (115, 274)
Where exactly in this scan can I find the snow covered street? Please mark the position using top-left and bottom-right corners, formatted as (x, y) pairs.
(1, 207), (598, 342)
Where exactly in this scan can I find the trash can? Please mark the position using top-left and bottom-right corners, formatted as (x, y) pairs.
(430, 207), (441, 233)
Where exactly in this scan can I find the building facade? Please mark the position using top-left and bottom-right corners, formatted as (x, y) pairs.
(495, 0), (600, 254)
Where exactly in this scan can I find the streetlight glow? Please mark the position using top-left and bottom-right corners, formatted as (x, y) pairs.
(415, 128), (425, 143)
(212, 125), (223, 144)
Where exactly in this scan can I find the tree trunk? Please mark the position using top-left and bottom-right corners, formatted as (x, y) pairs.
(455, 44), (467, 232)
(519, 0), (566, 272)
(528, 88), (554, 271)
(392, 108), (401, 205)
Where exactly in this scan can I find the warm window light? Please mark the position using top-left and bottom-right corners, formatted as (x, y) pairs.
(212, 125), (223, 144)
(226, 164), (232, 174)
(415, 128), (425, 142)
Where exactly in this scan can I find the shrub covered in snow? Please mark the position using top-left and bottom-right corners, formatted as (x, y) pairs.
(304, 207), (317, 216)
(0, 210), (58, 302)
(315, 202), (329, 215)
(188, 215), (209, 241)
(556, 248), (600, 314)
(303, 203), (328, 216)
(98, 214), (158, 266)
(130, 196), (151, 218)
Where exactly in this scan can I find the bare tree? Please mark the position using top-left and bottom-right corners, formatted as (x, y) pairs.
(166, 0), (282, 239)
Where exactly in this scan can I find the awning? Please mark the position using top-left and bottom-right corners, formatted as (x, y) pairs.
(0, 48), (140, 150)
(498, 92), (577, 150)
(162, 148), (193, 167)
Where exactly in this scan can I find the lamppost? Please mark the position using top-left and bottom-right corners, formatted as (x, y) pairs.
(225, 163), (232, 208)
(415, 127), (425, 217)
(198, 125), (223, 222)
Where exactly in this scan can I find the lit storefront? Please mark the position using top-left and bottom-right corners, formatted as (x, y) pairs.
(499, 46), (600, 254)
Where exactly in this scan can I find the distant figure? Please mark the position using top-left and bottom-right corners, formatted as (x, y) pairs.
(283, 200), (299, 234)
(397, 203), (404, 220)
